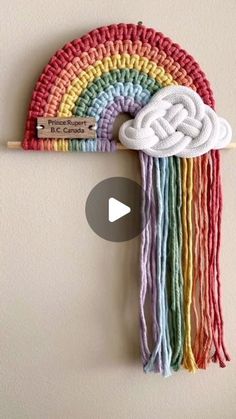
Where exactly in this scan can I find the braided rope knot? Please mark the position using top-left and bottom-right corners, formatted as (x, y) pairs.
(119, 86), (232, 157)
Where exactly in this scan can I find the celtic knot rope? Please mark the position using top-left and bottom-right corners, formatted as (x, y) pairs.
(119, 86), (232, 157)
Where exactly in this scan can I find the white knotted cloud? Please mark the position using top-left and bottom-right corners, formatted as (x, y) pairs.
(119, 86), (232, 158)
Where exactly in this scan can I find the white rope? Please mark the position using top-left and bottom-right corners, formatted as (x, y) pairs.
(119, 86), (232, 158)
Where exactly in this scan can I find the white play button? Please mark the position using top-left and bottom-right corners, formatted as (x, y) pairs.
(85, 177), (150, 242)
(108, 197), (131, 223)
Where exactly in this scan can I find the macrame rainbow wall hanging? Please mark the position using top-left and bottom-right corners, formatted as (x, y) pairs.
(21, 23), (232, 376)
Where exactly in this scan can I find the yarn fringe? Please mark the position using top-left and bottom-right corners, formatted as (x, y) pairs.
(139, 150), (229, 376)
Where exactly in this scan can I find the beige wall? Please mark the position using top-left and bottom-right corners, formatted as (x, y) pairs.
(1, 1), (236, 418)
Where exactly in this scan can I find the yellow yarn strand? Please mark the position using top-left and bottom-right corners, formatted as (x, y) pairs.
(182, 158), (197, 372)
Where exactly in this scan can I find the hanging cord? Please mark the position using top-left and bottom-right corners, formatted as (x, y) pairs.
(192, 157), (202, 362)
(200, 155), (212, 367)
(193, 155), (209, 367)
(139, 152), (162, 371)
(193, 152), (230, 368)
(193, 155), (212, 368)
(144, 158), (172, 376)
(143, 157), (164, 373)
(167, 157), (184, 370)
(182, 158), (197, 372)
(161, 158), (172, 375)
(148, 159), (161, 371)
(212, 151), (230, 365)
(175, 158), (185, 368)
(207, 151), (222, 366)
(139, 152), (151, 364)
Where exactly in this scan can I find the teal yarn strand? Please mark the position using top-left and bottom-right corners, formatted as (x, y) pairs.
(175, 157), (185, 368)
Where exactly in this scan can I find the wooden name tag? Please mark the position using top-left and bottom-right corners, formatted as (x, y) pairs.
(36, 117), (96, 139)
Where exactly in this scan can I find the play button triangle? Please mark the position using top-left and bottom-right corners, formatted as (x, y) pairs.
(108, 197), (131, 223)
(85, 177), (150, 242)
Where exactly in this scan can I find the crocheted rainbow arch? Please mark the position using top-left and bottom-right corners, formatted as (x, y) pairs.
(23, 23), (230, 376)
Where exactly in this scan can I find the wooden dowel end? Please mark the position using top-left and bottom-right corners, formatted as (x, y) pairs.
(6, 141), (128, 150)
(7, 141), (22, 149)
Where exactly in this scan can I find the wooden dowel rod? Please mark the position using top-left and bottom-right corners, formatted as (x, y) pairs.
(7, 141), (236, 150)
(6, 141), (128, 150)
(7, 141), (23, 149)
